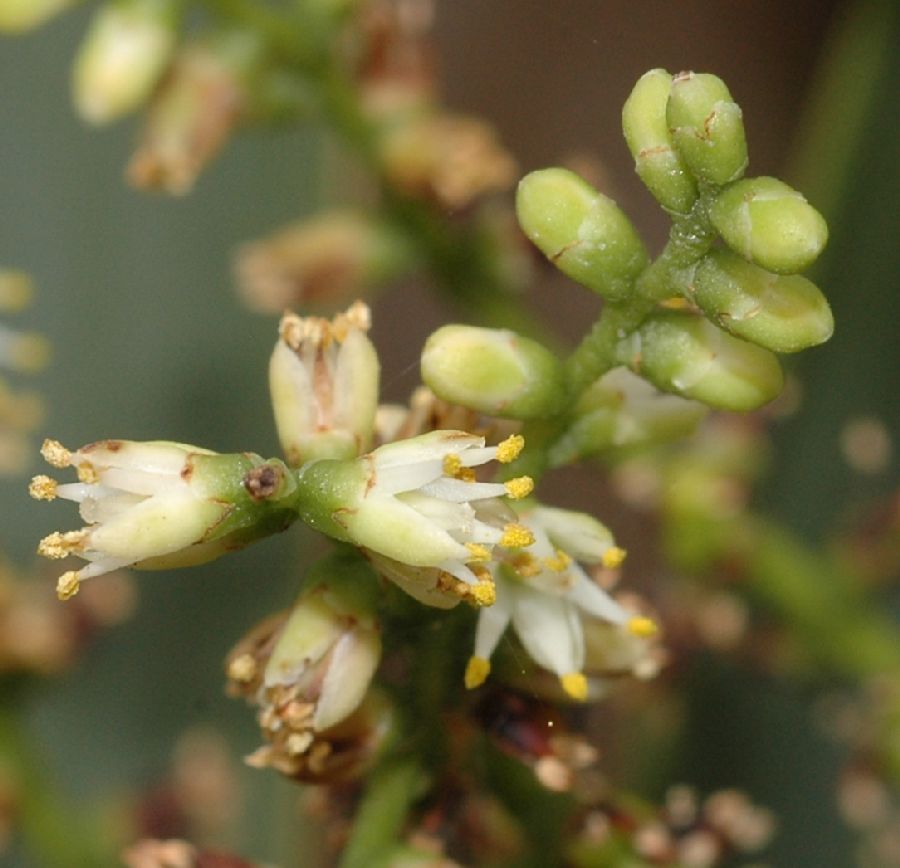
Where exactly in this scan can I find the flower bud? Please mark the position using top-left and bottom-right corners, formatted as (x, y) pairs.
(72, 0), (179, 125)
(622, 69), (697, 214)
(516, 168), (648, 300)
(269, 302), (379, 466)
(420, 325), (566, 420)
(666, 72), (748, 186)
(548, 367), (706, 465)
(616, 311), (783, 411)
(31, 439), (299, 600)
(236, 211), (414, 313)
(0, 0), (72, 32)
(709, 176), (828, 274)
(691, 249), (833, 353)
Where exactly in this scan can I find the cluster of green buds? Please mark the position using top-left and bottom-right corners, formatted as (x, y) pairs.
(513, 69), (832, 421)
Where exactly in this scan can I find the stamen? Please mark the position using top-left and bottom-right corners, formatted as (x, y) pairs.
(227, 653), (258, 684)
(544, 549), (572, 573)
(56, 571), (81, 601)
(500, 522), (535, 549)
(458, 468), (476, 482)
(38, 530), (88, 560)
(28, 475), (58, 501)
(465, 543), (492, 562)
(511, 552), (541, 578)
(40, 438), (71, 468)
(76, 463), (99, 484)
(627, 616), (658, 638)
(468, 579), (496, 607)
(496, 434), (525, 463)
(442, 453), (463, 477)
(560, 672), (588, 701)
(504, 476), (534, 499)
(464, 656), (491, 689)
(601, 546), (627, 569)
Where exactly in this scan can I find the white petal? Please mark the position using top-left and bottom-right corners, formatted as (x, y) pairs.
(419, 478), (508, 502)
(473, 575), (514, 659)
(567, 570), (628, 624)
(314, 626), (381, 731)
(511, 582), (584, 675)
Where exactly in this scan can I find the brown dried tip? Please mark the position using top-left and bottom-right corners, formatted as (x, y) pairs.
(242, 463), (282, 501)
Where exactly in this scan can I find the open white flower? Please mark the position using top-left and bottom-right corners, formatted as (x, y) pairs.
(294, 430), (534, 598)
(30, 438), (297, 600)
(464, 505), (656, 700)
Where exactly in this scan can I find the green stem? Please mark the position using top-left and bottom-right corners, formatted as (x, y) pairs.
(337, 758), (428, 868)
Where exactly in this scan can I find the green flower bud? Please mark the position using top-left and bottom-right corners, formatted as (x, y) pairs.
(692, 248), (833, 352)
(516, 168), (648, 300)
(420, 325), (566, 419)
(548, 367), (707, 465)
(72, 0), (179, 125)
(616, 311), (783, 411)
(31, 438), (299, 600)
(269, 302), (379, 466)
(667, 72), (748, 186)
(0, 0), (73, 32)
(709, 176), (828, 273)
(622, 69), (697, 214)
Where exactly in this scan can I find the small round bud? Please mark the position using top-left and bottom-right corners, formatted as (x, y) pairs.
(617, 311), (783, 411)
(709, 176), (828, 273)
(692, 249), (834, 353)
(667, 72), (748, 186)
(421, 325), (566, 419)
(622, 69), (697, 214)
(516, 168), (648, 301)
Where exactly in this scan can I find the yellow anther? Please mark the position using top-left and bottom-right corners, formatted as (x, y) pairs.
(496, 434), (525, 463)
(458, 468), (476, 482)
(40, 438), (71, 468)
(465, 543), (492, 562)
(601, 546), (627, 569)
(464, 656), (491, 689)
(512, 552), (542, 578)
(500, 522), (535, 549)
(28, 475), (57, 501)
(544, 549), (572, 573)
(560, 672), (588, 701)
(504, 476), (534, 500)
(627, 616), (658, 638)
(0, 270), (33, 312)
(76, 462), (99, 484)
(38, 530), (88, 560)
(469, 580), (496, 607)
(443, 453), (463, 477)
(469, 565), (492, 584)
(9, 333), (50, 373)
(56, 571), (81, 601)
(227, 653), (258, 684)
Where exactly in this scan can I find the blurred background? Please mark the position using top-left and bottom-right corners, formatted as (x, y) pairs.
(0, 0), (897, 865)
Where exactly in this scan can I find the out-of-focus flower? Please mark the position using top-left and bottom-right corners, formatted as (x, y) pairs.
(127, 35), (257, 195)
(269, 302), (379, 466)
(293, 431), (534, 606)
(235, 211), (415, 313)
(377, 113), (517, 210)
(464, 505), (656, 700)
(121, 838), (259, 868)
(30, 439), (298, 600)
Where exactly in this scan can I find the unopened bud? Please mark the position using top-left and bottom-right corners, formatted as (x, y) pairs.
(709, 176), (828, 274)
(0, 0), (72, 32)
(617, 311), (783, 411)
(622, 69), (697, 214)
(691, 249), (833, 353)
(667, 72), (748, 186)
(73, 0), (179, 125)
(421, 325), (566, 419)
(516, 168), (648, 300)
(269, 303), (379, 466)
